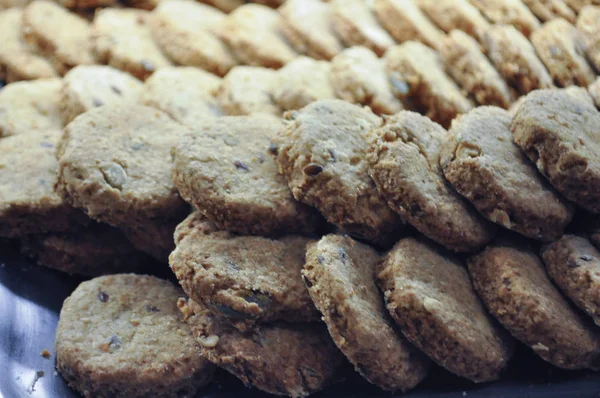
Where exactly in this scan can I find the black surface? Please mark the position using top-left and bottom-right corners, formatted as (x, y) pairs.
(1, 241), (600, 398)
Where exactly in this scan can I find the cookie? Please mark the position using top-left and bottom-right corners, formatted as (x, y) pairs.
(385, 41), (473, 128)
(378, 237), (514, 382)
(121, 217), (180, 263)
(55, 274), (214, 398)
(279, 0), (342, 61)
(216, 66), (281, 116)
(367, 111), (496, 252)
(511, 89), (600, 213)
(564, 0), (596, 12)
(439, 30), (514, 108)
(59, 65), (143, 124)
(55, 0), (116, 9)
(576, 6), (600, 73)
(181, 298), (344, 398)
(216, 4), (296, 69)
(522, 0), (576, 22)
(469, 239), (600, 369)
(0, 78), (62, 137)
(589, 217), (600, 249)
(482, 25), (554, 95)
(531, 18), (596, 88)
(273, 57), (335, 112)
(139, 67), (222, 127)
(151, 1), (236, 77)
(92, 8), (172, 80)
(373, 0), (444, 49)
(0, 0), (30, 7)
(330, 46), (403, 115)
(441, 106), (574, 241)
(0, 8), (57, 83)
(272, 100), (403, 245)
(170, 212), (320, 326)
(469, 0), (540, 37)
(197, 0), (243, 12)
(589, 77), (600, 108)
(303, 234), (431, 391)
(22, 0), (95, 75)
(542, 235), (600, 326)
(330, 0), (395, 57)
(416, 0), (490, 40)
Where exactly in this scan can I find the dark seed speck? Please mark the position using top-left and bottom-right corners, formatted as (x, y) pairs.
(268, 143), (278, 155)
(92, 97), (104, 107)
(40, 141), (54, 148)
(580, 255), (593, 262)
(141, 60), (156, 72)
(145, 304), (160, 312)
(234, 160), (250, 171)
(303, 164), (323, 176)
(110, 85), (122, 95)
(98, 291), (109, 302)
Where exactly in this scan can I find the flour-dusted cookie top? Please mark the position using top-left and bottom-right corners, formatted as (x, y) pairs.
(151, 0), (237, 77)
(0, 78), (62, 137)
(22, 0), (94, 75)
(170, 212), (320, 326)
(273, 57), (335, 112)
(542, 235), (600, 327)
(531, 18), (596, 88)
(92, 8), (172, 80)
(577, 6), (600, 72)
(140, 67), (222, 127)
(511, 89), (600, 213)
(416, 0), (490, 40)
(279, 0), (342, 61)
(469, 0), (540, 37)
(272, 100), (403, 245)
(173, 115), (320, 236)
(482, 25), (554, 95)
(440, 30), (514, 108)
(367, 111), (496, 252)
(216, 4), (296, 69)
(469, 240), (600, 370)
(55, 274), (214, 398)
(378, 237), (514, 382)
(0, 8), (57, 83)
(216, 66), (280, 116)
(441, 106), (574, 241)
(181, 299), (344, 398)
(59, 65), (143, 124)
(385, 41), (473, 128)
(330, 0), (395, 57)
(330, 46), (403, 116)
(303, 234), (431, 392)
(522, 0), (576, 22)
(57, 104), (190, 229)
(373, 0), (443, 50)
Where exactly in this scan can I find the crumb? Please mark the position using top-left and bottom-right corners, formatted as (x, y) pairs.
(41, 349), (51, 359)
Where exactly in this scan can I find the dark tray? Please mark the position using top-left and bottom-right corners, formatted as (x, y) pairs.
(2, 241), (599, 398)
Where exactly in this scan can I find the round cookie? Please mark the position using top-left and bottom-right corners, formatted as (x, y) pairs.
(59, 65), (143, 124)
(216, 65), (281, 116)
(170, 212), (320, 327)
(469, 0), (540, 38)
(441, 106), (574, 241)
(180, 298), (345, 398)
(303, 234), (431, 392)
(511, 89), (600, 213)
(272, 99), (403, 246)
(469, 239), (600, 369)
(377, 237), (514, 382)
(55, 274), (214, 398)
(416, 0), (490, 39)
(173, 116), (320, 236)
(367, 111), (496, 252)
(522, 0), (576, 23)
(577, 5), (600, 72)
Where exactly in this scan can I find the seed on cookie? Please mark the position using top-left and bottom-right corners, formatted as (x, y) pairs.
(416, 0), (490, 40)
(576, 6), (600, 73)
(469, 0), (540, 38)
(216, 65), (281, 116)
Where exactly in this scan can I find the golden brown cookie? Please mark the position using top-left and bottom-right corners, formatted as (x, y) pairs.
(216, 66), (281, 116)
(416, 0), (490, 40)
(576, 6), (600, 73)
(469, 0), (540, 37)
(522, 0), (576, 22)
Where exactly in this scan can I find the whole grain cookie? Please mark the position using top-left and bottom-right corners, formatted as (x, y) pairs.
(279, 0), (342, 61)
(576, 6), (600, 73)
(303, 234), (431, 392)
(531, 18), (596, 88)
(542, 235), (600, 326)
(330, 0), (396, 57)
(216, 4), (296, 69)
(272, 100), (403, 245)
(385, 41), (473, 128)
(469, 0), (540, 37)
(170, 212), (319, 326)
(330, 46), (403, 115)
(373, 0), (444, 50)
(440, 30), (514, 108)
(522, 0), (576, 22)
(367, 111), (496, 252)
(482, 25), (554, 95)
(173, 116), (320, 236)
(416, 0), (490, 40)
(59, 65), (143, 124)
(139, 67), (222, 127)
(92, 8), (172, 80)
(441, 106), (574, 241)
(56, 274), (214, 398)
(378, 237), (514, 382)
(216, 66), (281, 116)
(273, 57), (335, 111)
(469, 239), (600, 369)
(181, 298), (344, 398)
(151, 1), (237, 77)
(511, 89), (600, 213)
(22, 0), (95, 75)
